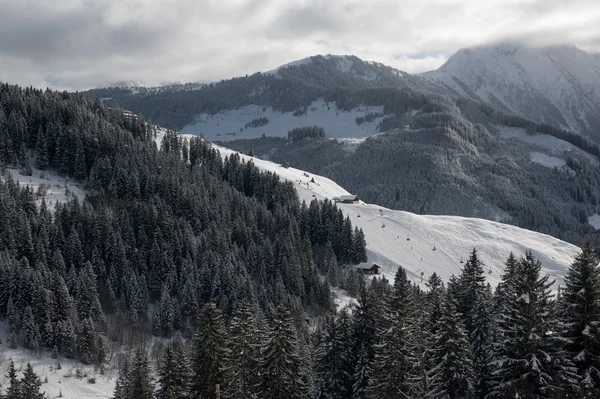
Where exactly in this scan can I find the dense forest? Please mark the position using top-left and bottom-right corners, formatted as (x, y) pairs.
(0, 83), (366, 371)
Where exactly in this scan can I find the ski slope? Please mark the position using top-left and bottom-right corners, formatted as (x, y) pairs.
(214, 145), (580, 288)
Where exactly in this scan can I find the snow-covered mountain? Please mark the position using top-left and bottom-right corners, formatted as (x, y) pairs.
(210, 139), (580, 289)
(423, 43), (600, 142)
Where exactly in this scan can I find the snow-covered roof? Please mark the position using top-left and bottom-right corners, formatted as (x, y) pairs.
(338, 194), (359, 201)
(354, 262), (379, 270)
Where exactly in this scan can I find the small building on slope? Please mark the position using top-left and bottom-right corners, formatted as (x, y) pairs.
(335, 194), (360, 204)
(354, 263), (381, 275)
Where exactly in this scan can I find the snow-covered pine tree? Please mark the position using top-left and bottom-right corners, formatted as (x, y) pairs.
(223, 298), (263, 399)
(489, 251), (577, 398)
(156, 337), (190, 399)
(558, 242), (600, 397)
(20, 363), (45, 399)
(427, 289), (475, 398)
(191, 301), (227, 398)
(352, 343), (372, 399)
(369, 267), (414, 398)
(128, 350), (155, 399)
(261, 305), (309, 399)
(22, 305), (41, 350)
(113, 360), (131, 399)
(5, 360), (21, 399)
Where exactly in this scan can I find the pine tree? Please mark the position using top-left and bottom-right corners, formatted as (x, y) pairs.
(5, 360), (21, 399)
(191, 301), (227, 398)
(558, 242), (600, 397)
(129, 350), (155, 399)
(22, 305), (41, 350)
(35, 125), (48, 170)
(156, 337), (191, 399)
(223, 299), (263, 399)
(489, 251), (576, 398)
(113, 360), (131, 399)
(370, 267), (414, 398)
(20, 363), (45, 399)
(428, 290), (475, 399)
(352, 343), (372, 399)
(261, 305), (308, 399)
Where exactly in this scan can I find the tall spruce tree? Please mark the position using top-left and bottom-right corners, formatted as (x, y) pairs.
(261, 305), (309, 399)
(427, 289), (475, 399)
(370, 267), (414, 398)
(128, 350), (155, 399)
(20, 363), (44, 399)
(191, 301), (227, 398)
(558, 242), (600, 397)
(489, 251), (576, 398)
(223, 299), (263, 399)
(156, 337), (191, 399)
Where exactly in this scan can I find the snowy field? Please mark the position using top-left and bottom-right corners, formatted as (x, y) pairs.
(530, 151), (566, 168)
(589, 214), (600, 230)
(214, 144), (580, 289)
(496, 125), (599, 165)
(2, 167), (86, 210)
(0, 323), (117, 398)
(179, 99), (385, 142)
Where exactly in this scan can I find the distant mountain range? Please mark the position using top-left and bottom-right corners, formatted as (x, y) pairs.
(423, 43), (600, 142)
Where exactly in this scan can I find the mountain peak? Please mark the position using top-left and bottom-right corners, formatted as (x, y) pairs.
(424, 42), (600, 142)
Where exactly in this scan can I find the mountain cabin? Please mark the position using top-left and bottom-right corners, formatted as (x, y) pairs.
(336, 194), (360, 204)
(354, 263), (381, 275)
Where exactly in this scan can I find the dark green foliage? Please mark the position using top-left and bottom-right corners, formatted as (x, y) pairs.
(245, 117), (268, 129)
(288, 126), (326, 141)
(20, 363), (45, 399)
(156, 338), (190, 399)
(558, 242), (600, 397)
(191, 302), (227, 398)
(261, 305), (309, 399)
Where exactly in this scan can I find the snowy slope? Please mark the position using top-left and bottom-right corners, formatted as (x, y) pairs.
(214, 145), (580, 288)
(423, 44), (600, 141)
(0, 323), (117, 398)
(179, 99), (384, 142)
(2, 167), (86, 210)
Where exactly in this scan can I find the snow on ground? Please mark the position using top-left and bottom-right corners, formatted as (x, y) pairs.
(330, 287), (358, 311)
(496, 125), (599, 165)
(589, 214), (600, 230)
(214, 145), (580, 289)
(0, 323), (116, 398)
(2, 167), (86, 210)
(179, 99), (385, 142)
(530, 151), (566, 168)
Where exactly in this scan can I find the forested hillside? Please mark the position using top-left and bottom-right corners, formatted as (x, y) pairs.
(0, 83), (366, 367)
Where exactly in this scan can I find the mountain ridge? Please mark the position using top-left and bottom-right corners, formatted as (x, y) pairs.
(423, 42), (600, 142)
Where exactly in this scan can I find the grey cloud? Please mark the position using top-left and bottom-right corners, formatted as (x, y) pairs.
(0, 0), (599, 90)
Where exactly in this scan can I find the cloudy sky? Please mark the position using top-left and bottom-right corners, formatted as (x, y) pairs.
(1, 0), (599, 90)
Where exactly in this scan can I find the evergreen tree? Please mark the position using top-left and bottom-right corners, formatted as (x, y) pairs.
(191, 301), (227, 398)
(156, 338), (191, 399)
(223, 299), (263, 399)
(428, 290), (475, 399)
(128, 350), (155, 399)
(22, 305), (41, 350)
(20, 363), (44, 399)
(558, 242), (600, 397)
(261, 305), (309, 399)
(489, 251), (576, 398)
(352, 343), (372, 399)
(113, 360), (131, 399)
(5, 360), (21, 399)
(370, 267), (414, 398)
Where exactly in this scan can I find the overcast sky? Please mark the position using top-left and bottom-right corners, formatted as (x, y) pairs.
(1, 0), (599, 90)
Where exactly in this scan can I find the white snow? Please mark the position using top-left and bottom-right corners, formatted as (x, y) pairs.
(423, 44), (600, 136)
(330, 287), (358, 311)
(495, 125), (598, 165)
(0, 323), (116, 398)
(530, 152), (566, 168)
(589, 214), (600, 229)
(2, 167), (86, 210)
(179, 99), (385, 142)
(263, 57), (313, 76)
(213, 145), (580, 288)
